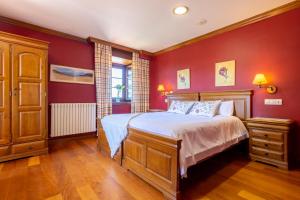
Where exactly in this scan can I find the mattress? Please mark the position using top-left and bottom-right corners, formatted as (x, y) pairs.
(101, 112), (249, 177)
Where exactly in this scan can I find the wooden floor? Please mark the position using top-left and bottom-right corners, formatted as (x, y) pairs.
(0, 137), (300, 200)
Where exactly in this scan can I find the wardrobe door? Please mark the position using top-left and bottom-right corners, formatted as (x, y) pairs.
(11, 45), (47, 143)
(0, 41), (10, 145)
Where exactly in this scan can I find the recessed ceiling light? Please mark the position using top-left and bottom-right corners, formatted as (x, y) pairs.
(173, 6), (189, 15)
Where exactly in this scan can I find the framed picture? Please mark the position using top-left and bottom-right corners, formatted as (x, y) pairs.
(215, 60), (235, 86)
(50, 64), (95, 85)
(177, 68), (190, 89)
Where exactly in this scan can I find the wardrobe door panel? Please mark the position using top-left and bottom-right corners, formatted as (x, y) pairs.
(0, 41), (10, 145)
(12, 45), (47, 143)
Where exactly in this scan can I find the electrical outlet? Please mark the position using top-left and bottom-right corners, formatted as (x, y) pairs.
(264, 99), (282, 105)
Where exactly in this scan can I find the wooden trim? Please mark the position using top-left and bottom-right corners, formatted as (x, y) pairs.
(89, 36), (138, 53)
(48, 132), (97, 141)
(139, 50), (154, 57)
(1, 1), (299, 56)
(154, 1), (300, 55)
(0, 31), (49, 49)
(88, 36), (154, 56)
(0, 15), (87, 43)
(246, 117), (293, 127)
(123, 127), (181, 200)
(0, 16), (154, 56)
(166, 92), (199, 108)
(200, 90), (253, 120)
(200, 90), (253, 96)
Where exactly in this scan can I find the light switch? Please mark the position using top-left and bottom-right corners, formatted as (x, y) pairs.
(264, 99), (282, 105)
(164, 98), (168, 103)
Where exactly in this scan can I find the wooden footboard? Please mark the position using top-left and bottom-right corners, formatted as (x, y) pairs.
(97, 119), (122, 164)
(123, 128), (182, 200)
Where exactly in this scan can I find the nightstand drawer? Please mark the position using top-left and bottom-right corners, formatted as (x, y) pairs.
(251, 138), (283, 152)
(251, 147), (284, 161)
(250, 129), (283, 141)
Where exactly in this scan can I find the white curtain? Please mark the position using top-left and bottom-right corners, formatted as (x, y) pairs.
(131, 52), (150, 113)
(94, 43), (112, 119)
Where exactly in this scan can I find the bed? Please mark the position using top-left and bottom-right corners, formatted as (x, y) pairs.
(97, 90), (252, 200)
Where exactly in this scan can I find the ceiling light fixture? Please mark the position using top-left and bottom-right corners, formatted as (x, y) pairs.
(173, 6), (189, 15)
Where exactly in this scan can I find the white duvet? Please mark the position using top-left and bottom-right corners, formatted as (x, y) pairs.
(101, 112), (248, 177)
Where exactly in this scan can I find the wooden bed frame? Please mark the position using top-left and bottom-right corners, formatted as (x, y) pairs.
(97, 90), (252, 200)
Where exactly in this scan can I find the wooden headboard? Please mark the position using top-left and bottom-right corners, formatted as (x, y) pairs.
(166, 93), (199, 108)
(200, 90), (253, 120)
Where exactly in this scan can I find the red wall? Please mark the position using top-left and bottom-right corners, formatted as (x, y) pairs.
(150, 9), (300, 161)
(0, 21), (131, 115)
(112, 103), (131, 114)
(0, 21), (95, 104)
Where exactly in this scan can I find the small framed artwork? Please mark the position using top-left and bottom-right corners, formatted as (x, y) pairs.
(50, 64), (95, 85)
(177, 68), (190, 89)
(215, 60), (235, 86)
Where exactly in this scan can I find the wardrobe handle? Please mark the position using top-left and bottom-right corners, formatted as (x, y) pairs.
(13, 88), (21, 96)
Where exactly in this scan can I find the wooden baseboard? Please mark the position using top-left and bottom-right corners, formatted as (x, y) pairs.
(49, 132), (97, 142)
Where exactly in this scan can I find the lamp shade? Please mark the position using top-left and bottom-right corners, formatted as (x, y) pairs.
(253, 74), (268, 85)
(157, 84), (165, 92)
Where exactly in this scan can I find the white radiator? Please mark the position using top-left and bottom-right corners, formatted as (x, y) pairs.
(51, 103), (96, 137)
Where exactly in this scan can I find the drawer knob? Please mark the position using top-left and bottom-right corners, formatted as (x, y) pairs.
(264, 144), (269, 147)
(265, 152), (269, 156)
(28, 146), (33, 150)
(264, 134), (268, 137)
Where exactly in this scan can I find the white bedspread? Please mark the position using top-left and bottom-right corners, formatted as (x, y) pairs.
(101, 113), (140, 157)
(101, 112), (248, 177)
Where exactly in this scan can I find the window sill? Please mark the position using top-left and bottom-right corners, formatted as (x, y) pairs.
(112, 102), (131, 105)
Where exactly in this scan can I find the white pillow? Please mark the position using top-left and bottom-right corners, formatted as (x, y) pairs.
(168, 100), (195, 114)
(188, 100), (221, 117)
(218, 101), (234, 116)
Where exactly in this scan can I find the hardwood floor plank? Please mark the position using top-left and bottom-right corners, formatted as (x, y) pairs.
(238, 190), (266, 200)
(0, 138), (299, 200)
(76, 185), (99, 200)
(28, 156), (40, 167)
(45, 193), (63, 200)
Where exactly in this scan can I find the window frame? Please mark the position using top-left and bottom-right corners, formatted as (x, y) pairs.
(112, 65), (132, 103)
(125, 67), (132, 101)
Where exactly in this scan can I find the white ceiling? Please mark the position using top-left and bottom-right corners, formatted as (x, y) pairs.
(0, 0), (295, 52)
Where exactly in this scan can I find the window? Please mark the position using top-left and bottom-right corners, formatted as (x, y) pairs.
(112, 65), (132, 102)
(126, 69), (132, 100)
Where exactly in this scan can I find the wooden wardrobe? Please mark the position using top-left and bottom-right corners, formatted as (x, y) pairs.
(0, 31), (48, 162)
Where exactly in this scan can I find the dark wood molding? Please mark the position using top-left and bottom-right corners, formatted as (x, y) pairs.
(0, 31), (49, 49)
(0, 15), (154, 56)
(1, 1), (298, 56)
(0, 15), (87, 43)
(89, 36), (138, 52)
(88, 36), (154, 56)
(154, 1), (300, 55)
(48, 132), (97, 141)
(139, 50), (154, 57)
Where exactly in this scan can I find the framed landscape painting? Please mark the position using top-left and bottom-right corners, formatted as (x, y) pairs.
(50, 64), (95, 85)
(177, 68), (190, 89)
(215, 60), (235, 87)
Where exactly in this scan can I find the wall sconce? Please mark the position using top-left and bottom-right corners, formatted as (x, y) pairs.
(157, 84), (173, 96)
(252, 73), (277, 94)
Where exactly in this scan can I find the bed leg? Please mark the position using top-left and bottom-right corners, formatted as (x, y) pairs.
(163, 191), (181, 200)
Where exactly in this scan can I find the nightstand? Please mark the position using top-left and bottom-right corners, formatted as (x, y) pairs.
(148, 109), (165, 112)
(247, 117), (293, 169)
